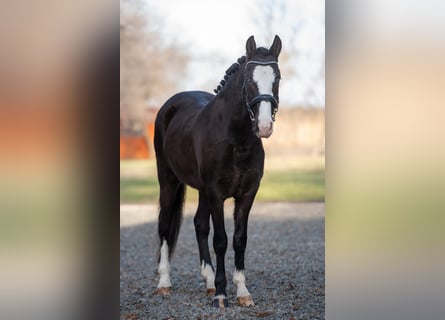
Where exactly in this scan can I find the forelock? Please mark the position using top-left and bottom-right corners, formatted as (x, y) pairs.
(256, 47), (270, 57)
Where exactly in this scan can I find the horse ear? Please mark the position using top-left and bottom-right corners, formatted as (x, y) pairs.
(246, 35), (256, 60)
(269, 35), (282, 59)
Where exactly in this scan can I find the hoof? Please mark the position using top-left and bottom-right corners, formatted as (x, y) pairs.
(213, 296), (229, 308)
(237, 295), (255, 307)
(154, 287), (171, 296)
(207, 288), (216, 296)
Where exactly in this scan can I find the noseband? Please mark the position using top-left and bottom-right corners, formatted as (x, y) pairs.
(243, 61), (279, 133)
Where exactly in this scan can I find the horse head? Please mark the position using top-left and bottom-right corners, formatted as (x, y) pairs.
(243, 35), (282, 138)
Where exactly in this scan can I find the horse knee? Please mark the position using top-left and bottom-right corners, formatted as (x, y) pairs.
(213, 235), (227, 254)
(194, 216), (210, 236)
(233, 234), (247, 252)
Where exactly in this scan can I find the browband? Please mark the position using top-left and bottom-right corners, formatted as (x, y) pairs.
(245, 60), (278, 66)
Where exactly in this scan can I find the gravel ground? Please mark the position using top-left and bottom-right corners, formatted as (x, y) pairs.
(120, 201), (324, 320)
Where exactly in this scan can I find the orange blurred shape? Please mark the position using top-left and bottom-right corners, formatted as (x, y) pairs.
(0, 97), (76, 170)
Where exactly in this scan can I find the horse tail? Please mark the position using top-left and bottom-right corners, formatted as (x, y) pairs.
(165, 183), (185, 258)
(154, 103), (186, 259)
(155, 158), (186, 259)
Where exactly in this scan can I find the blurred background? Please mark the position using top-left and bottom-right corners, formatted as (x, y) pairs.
(0, 1), (118, 319)
(2, 0), (444, 319)
(120, 0), (325, 204)
(327, 1), (445, 319)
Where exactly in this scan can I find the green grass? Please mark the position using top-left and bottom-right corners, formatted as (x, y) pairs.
(120, 177), (160, 202)
(257, 169), (325, 202)
(120, 158), (324, 203)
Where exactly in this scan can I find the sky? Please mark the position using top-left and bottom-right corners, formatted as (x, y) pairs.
(144, 0), (325, 107)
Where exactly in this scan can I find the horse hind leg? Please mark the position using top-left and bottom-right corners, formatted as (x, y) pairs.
(194, 192), (215, 296)
(155, 238), (172, 295)
(155, 174), (186, 296)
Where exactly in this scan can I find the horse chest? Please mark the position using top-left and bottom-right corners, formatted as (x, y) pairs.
(216, 144), (262, 197)
(233, 144), (253, 165)
(217, 168), (245, 198)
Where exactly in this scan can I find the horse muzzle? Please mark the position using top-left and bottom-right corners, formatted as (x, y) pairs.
(257, 121), (273, 138)
(246, 96), (278, 139)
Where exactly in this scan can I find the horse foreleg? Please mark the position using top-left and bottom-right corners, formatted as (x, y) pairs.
(210, 200), (228, 308)
(232, 195), (256, 306)
(194, 192), (215, 295)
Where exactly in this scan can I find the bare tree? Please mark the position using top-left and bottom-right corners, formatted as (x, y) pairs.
(120, 0), (190, 132)
(250, 0), (325, 107)
(251, 0), (301, 74)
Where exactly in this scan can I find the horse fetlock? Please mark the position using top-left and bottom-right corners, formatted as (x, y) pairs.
(157, 239), (172, 288)
(201, 262), (216, 292)
(233, 269), (251, 299)
(213, 295), (229, 308)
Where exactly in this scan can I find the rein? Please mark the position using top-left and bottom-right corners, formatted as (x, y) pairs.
(243, 60), (279, 132)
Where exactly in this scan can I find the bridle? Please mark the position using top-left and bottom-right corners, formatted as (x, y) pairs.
(243, 60), (279, 133)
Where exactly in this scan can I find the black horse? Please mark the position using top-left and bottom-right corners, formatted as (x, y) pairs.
(154, 35), (282, 308)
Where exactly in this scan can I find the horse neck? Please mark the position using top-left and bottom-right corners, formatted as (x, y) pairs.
(216, 72), (253, 136)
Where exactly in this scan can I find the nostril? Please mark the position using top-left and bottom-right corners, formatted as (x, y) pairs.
(263, 123), (272, 131)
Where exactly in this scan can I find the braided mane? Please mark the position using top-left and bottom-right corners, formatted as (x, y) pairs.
(213, 48), (272, 94)
(214, 56), (246, 94)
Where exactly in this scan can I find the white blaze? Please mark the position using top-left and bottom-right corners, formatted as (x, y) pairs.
(201, 261), (215, 289)
(233, 269), (251, 298)
(252, 65), (275, 138)
(157, 240), (171, 288)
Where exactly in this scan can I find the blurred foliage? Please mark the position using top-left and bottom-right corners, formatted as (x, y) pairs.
(120, 0), (190, 132)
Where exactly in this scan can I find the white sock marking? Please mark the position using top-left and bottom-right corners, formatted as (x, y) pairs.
(201, 261), (215, 289)
(157, 240), (171, 288)
(233, 269), (251, 297)
(253, 65), (275, 137)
